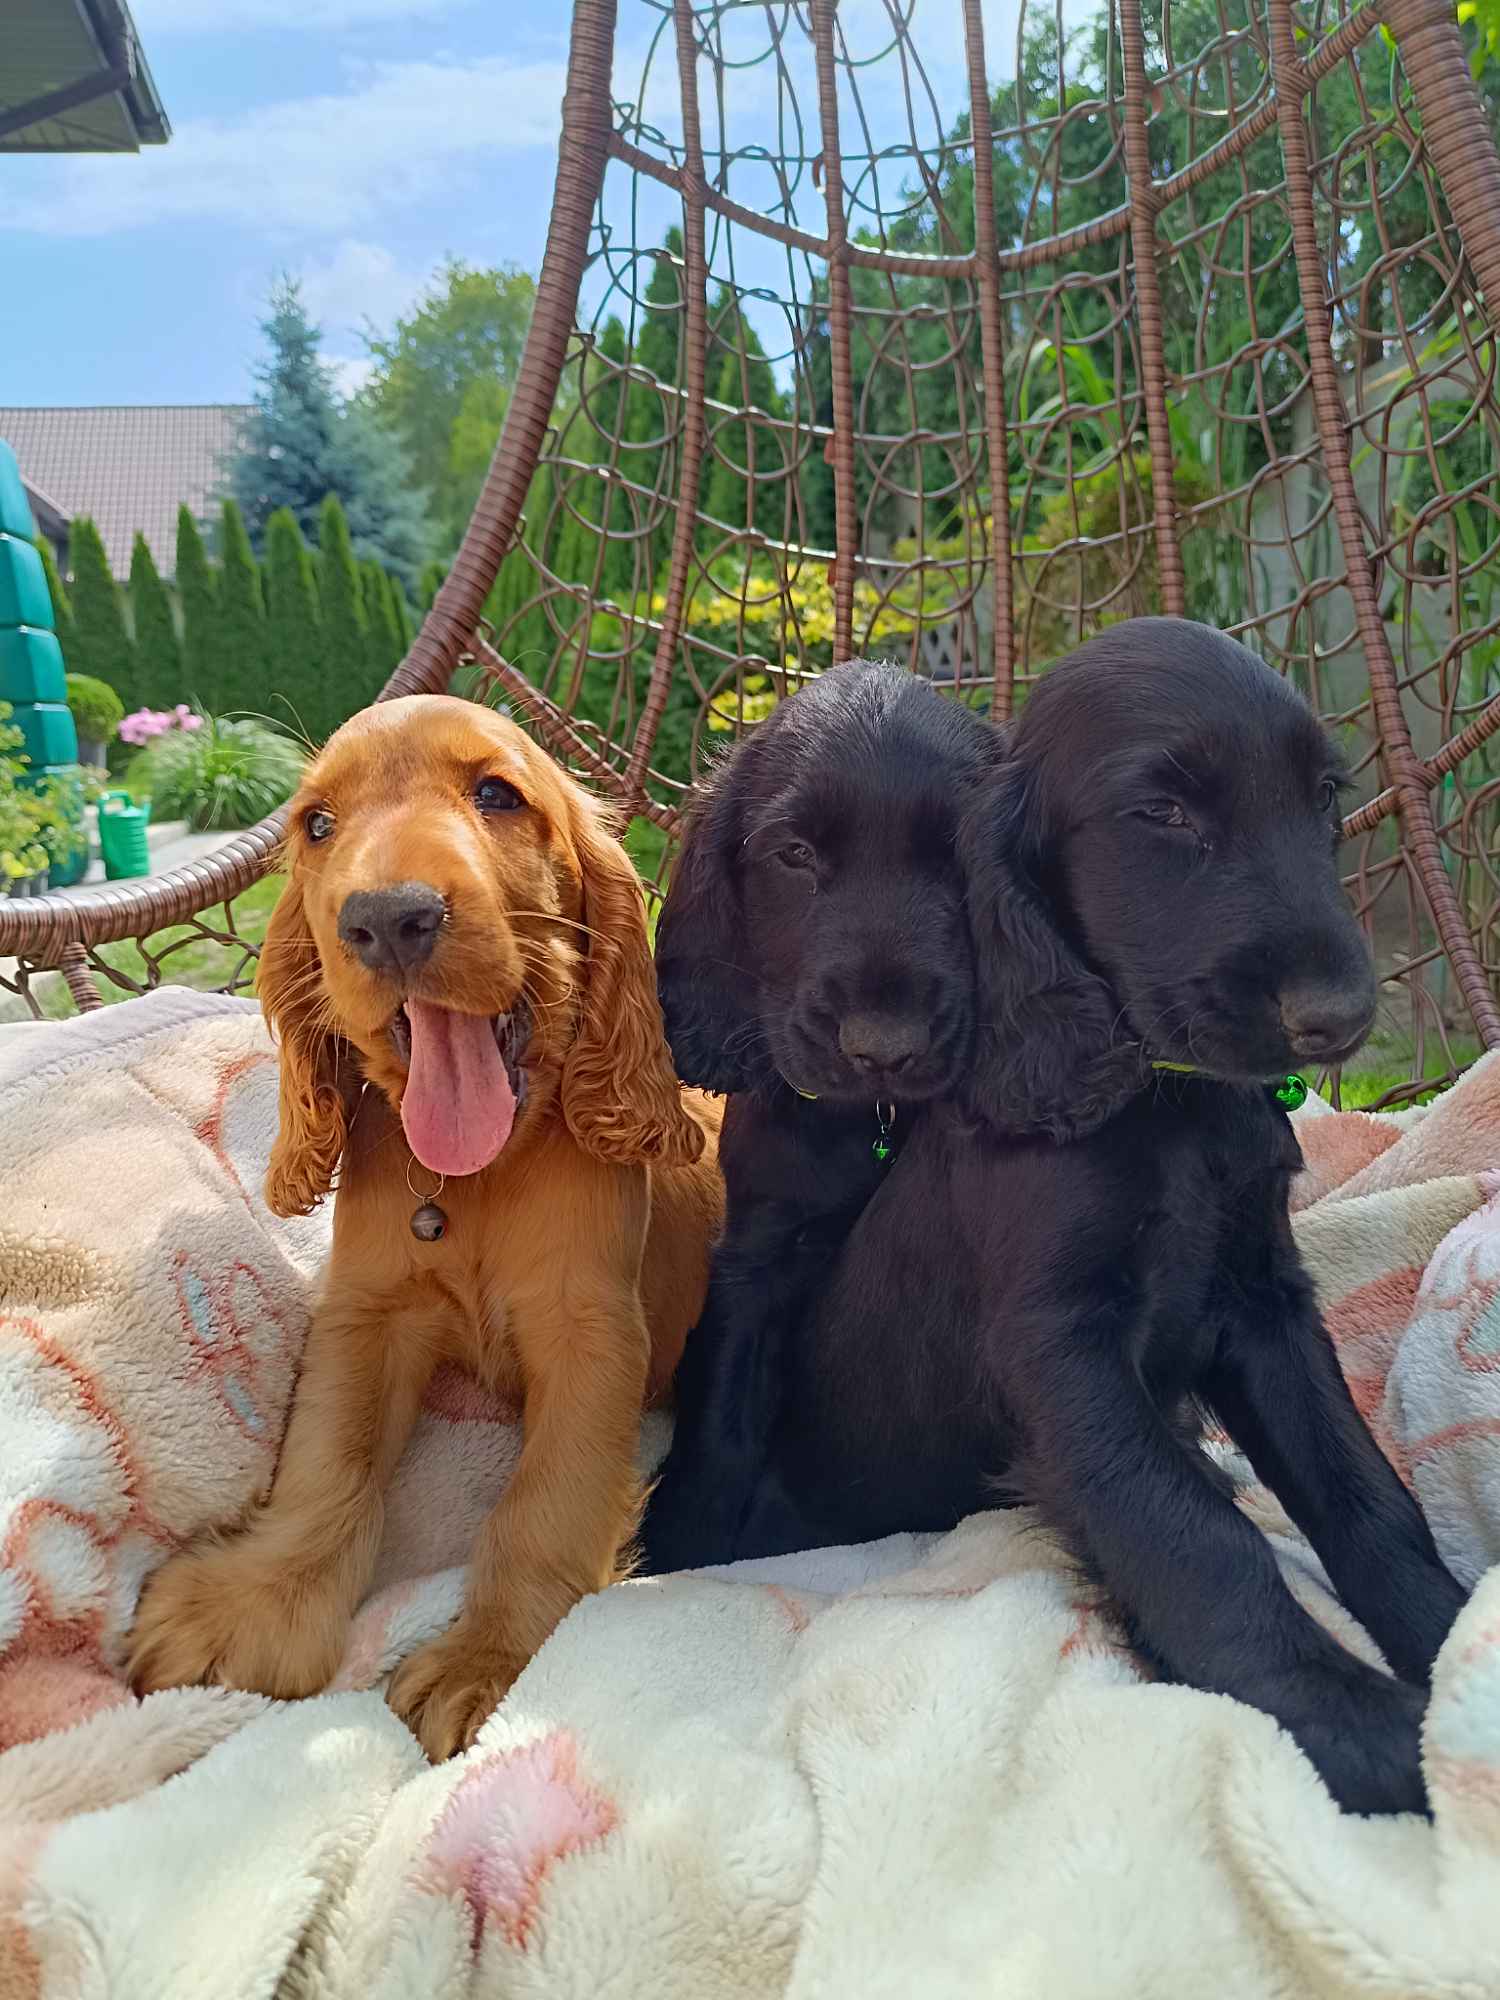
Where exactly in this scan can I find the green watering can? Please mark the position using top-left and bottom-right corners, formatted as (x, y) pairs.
(97, 791), (152, 881)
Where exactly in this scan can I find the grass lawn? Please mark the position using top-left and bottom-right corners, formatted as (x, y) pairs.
(1330, 1029), (1482, 1110)
(40, 872), (286, 1018)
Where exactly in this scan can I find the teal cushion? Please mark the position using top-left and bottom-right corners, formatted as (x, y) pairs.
(0, 445), (38, 542)
(0, 627), (67, 705)
(0, 535), (52, 630)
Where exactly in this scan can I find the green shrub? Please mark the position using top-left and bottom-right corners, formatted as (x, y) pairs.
(0, 702), (47, 883)
(127, 715), (305, 831)
(29, 765), (98, 871)
(66, 673), (125, 747)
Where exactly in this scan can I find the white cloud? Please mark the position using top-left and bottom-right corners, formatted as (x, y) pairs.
(298, 239), (422, 339)
(9, 56), (566, 238)
(132, 0), (471, 31)
(329, 354), (378, 396)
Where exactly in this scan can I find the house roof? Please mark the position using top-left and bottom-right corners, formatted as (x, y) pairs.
(0, 405), (252, 576)
(1, 0), (169, 153)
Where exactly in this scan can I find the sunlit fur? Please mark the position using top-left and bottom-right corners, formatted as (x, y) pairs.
(128, 696), (723, 1759)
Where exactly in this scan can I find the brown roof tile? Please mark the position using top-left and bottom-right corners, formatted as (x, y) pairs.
(0, 405), (252, 577)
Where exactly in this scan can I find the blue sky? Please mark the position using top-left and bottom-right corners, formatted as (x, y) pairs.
(0, 0), (1065, 409)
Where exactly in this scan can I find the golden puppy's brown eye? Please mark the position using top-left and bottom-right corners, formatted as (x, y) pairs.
(475, 777), (524, 814)
(304, 808), (335, 843)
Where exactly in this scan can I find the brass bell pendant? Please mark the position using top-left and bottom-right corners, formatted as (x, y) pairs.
(406, 1161), (448, 1242)
(410, 1200), (448, 1241)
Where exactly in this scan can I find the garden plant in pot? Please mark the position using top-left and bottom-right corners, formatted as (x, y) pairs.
(66, 674), (124, 770)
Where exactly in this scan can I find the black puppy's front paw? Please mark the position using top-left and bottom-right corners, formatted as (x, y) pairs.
(1271, 1665), (1429, 1817)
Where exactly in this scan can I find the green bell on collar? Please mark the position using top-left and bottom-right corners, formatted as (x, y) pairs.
(1150, 1060), (1309, 1111)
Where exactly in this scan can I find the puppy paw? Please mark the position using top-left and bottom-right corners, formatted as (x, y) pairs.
(128, 1539), (348, 1699)
(387, 1625), (522, 1760)
(1279, 1667), (1430, 1817)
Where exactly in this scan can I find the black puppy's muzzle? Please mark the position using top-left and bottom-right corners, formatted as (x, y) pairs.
(1278, 968), (1377, 1066)
(1148, 915), (1377, 1079)
(779, 980), (971, 1101)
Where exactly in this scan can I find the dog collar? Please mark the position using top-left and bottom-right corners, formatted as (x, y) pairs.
(1150, 1060), (1308, 1111)
(780, 1077), (898, 1162)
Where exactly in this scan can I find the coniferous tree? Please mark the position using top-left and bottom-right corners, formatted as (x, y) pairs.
(418, 560), (446, 612)
(227, 277), (431, 591)
(128, 533), (183, 709)
(67, 518), (136, 710)
(360, 560), (401, 701)
(33, 537), (74, 655)
(317, 495), (370, 731)
(386, 571), (414, 656)
(175, 505), (219, 712)
(216, 499), (269, 717)
(264, 506), (323, 742)
(702, 308), (788, 549)
(622, 230), (684, 588)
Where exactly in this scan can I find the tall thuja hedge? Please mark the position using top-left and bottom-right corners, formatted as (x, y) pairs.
(264, 507), (323, 741)
(388, 574), (414, 655)
(317, 495), (370, 731)
(215, 500), (269, 718)
(176, 506), (218, 710)
(34, 538), (74, 655)
(702, 300), (788, 549)
(129, 533), (183, 709)
(622, 229), (684, 589)
(483, 462), (553, 673)
(553, 317), (635, 604)
(360, 561), (401, 698)
(68, 518), (137, 710)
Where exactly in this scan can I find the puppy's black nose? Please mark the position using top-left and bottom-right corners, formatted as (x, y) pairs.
(837, 1013), (930, 1077)
(338, 883), (445, 974)
(1279, 983), (1374, 1061)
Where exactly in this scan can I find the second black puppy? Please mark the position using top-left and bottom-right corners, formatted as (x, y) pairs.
(661, 620), (1467, 1817)
(640, 660), (997, 1574)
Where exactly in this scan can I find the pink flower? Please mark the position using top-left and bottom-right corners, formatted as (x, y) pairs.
(120, 705), (202, 746)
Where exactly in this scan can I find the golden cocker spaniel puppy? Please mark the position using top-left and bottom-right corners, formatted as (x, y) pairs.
(129, 695), (723, 1757)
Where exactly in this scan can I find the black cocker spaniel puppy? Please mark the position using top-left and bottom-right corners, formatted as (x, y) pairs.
(648, 619), (1468, 1818)
(640, 659), (999, 1575)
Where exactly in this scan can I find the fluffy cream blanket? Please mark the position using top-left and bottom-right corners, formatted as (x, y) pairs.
(2, 988), (1498, 1998)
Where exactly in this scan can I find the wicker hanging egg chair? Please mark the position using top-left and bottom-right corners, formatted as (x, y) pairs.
(5, 0), (1500, 1104)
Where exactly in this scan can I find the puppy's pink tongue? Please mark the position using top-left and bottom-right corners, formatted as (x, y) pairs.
(400, 1000), (516, 1178)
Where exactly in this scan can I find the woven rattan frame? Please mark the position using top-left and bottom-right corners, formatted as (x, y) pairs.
(5, 0), (1500, 1101)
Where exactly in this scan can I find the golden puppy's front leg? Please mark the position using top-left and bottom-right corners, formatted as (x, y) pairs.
(388, 1277), (649, 1760)
(129, 1291), (437, 1698)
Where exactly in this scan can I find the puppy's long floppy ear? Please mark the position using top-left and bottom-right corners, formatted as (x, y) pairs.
(653, 764), (770, 1094)
(960, 765), (1142, 1142)
(258, 876), (357, 1217)
(561, 791), (705, 1168)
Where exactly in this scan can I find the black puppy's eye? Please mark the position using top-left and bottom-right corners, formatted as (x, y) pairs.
(1319, 777), (1340, 814)
(475, 777), (524, 814)
(304, 808), (335, 843)
(777, 840), (816, 871)
(1134, 800), (1193, 831)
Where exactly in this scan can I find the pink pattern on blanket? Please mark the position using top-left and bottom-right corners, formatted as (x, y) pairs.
(1290, 1107), (1399, 1209)
(420, 1730), (618, 1951)
(1325, 1267), (1425, 1461)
